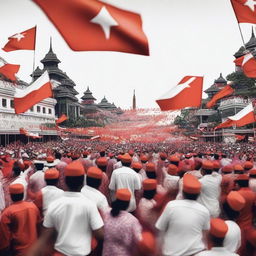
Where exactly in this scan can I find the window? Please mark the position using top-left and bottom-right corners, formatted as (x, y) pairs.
(10, 100), (14, 109)
(2, 99), (7, 108)
(48, 108), (52, 114)
(43, 107), (46, 114)
(30, 106), (34, 112)
(37, 106), (41, 113)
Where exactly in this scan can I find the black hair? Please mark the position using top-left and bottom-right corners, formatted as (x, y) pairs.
(45, 179), (58, 186)
(209, 234), (225, 247)
(183, 191), (199, 200)
(146, 171), (157, 179)
(141, 160), (148, 164)
(234, 170), (244, 174)
(11, 193), (24, 202)
(13, 166), (21, 177)
(222, 201), (239, 220)
(122, 162), (131, 167)
(110, 199), (129, 217)
(34, 163), (44, 171)
(170, 161), (179, 167)
(160, 156), (166, 161)
(132, 168), (141, 173)
(143, 189), (156, 200)
(250, 174), (256, 178)
(100, 151), (105, 157)
(235, 180), (249, 187)
(55, 152), (62, 160)
(203, 169), (213, 175)
(98, 165), (107, 172)
(214, 154), (219, 160)
(65, 176), (84, 191)
(86, 176), (101, 189)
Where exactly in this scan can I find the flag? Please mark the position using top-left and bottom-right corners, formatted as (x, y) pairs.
(215, 103), (255, 129)
(234, 52), (256, 78)
(156, 76), (203, 111)
(20, 128), (42, 139)
(14, 71), (53, 114)
(2, 26), (36, 52)
(206, 84), (234, 108)
(56, 114), (68, 124)
(32, 0), (149, 55)
(235, 134), (245, 141)
(248, 136), (254, 142)
(230, 0), (256, 24)
(0, 59), (20, 81)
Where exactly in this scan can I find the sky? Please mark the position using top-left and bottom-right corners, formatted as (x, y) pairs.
(0, 0), (254, 109)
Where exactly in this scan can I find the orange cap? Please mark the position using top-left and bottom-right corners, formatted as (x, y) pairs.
(143, 179), (157, 190)
(227, 191), (245, 211)
(46, 155), (55, 163)
(244, 161), (253, 170)
(202, 160), (214, 170)
(128, 149), (134, 156)
(9, 183), (24, 194)
(213, 161), (220, 169)
(167, 164), (178, 175)
(132, 162), (142, 170)
(87, 167), (103, 179)
(121, 153), (132, 163)
(236, 174), (249, 181)
(108, 152), (115, 158)
(117, 154), (123, 160)
(160, 152), (167, 159)
(249, 168), (256, 176)
(116, 188), (131, 201)
(210, 218), (228, 238)
(65, 161), (85, 176)
(96, 157), (108, 167)
(138, 231), (156, 255)
(183, 174), (201, 194)
(222, 165), (233, 173)
(169, 155), (180, 162)
(234, 164), (244, 172)
(140, 155), (148, 162)
(45, 168), (59, 179)
(145, 162), (156, 172)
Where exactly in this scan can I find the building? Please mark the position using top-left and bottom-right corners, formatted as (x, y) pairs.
(133, 89), (136, 110)
(80, 86), (98, 114)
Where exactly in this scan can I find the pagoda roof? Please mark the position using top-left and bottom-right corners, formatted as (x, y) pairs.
(41, 40), (61, 64)
(81, 86), (96, 100)
(234, 46), (246, 58)
(214, 73), (227, 84)
(204, 85), (220, 93)
(31, 66), (43, 78)
(245, 27), (256, 50)
(98, 96), (113, 108)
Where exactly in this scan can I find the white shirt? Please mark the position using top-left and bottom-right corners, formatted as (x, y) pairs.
(163, 174), (179, 191)
(113, 161), (122, 170)
(224, 220), (241, 253)
(195, 247), (239, 256)
(109, 166), (141, 212)
(81, 185), (109, 211)
(41, 186), (64, 216)
(249, 178), (256, 192)
(197, 174), (221, 217)
(220, 158), (232, 167)
(44, 192), (104, 256)
(156, 199), (210, 256)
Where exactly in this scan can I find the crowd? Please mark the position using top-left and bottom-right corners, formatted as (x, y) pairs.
(0, 139), (255, 256)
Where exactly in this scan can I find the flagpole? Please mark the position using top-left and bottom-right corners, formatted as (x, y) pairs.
(32, 25), (37, 79)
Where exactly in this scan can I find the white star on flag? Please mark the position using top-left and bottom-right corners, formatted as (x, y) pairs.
(91, 6), (118, 39)
(242, 53), (254, 65)
(244, 0), (256, 12)
(11, 33), (25, 41)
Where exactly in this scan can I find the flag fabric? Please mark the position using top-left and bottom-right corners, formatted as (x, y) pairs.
(20, 128), (42, 139)
(2, 26), (36, 52)
(230, 0), (256, 24)
(32, 0), (149, 55)
(248, 136), (255, 142)
(206, 84), (234, 108)
(235, 134), (245, 141)
(234, 52), (256, 78)
(56, 114), (68, 124)
(215, 103), (255, 130)
(0, 59), (20, 81)
(156, 76), (203, 111)
(14, 71), (53, 114)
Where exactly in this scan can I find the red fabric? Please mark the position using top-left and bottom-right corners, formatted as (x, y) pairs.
(231, 0), (256, 24)
(56, 114), (68, 124)
(52, 250), (66, 256)
(2, 26), (36, 52)
(234, 53), (256, 78)
(34, 191), (43, 216)
(0, 63), (20, 81)
(32, 0), (149, 55)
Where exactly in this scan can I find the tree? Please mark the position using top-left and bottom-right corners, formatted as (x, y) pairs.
(226, 71), (256, 89)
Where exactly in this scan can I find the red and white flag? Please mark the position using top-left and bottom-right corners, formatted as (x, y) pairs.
(230, 0), (256, 24)
(234, 52), (256, 78)
(32, 0), (149, 55)
(0, 59), (20, 81)
(14, 71), (53, 114)
(2, 26), (36, 52)
(56, 114), (68, 124)
(20, 128), (42, 139)
(156, 76), (203, 111)
(215, 103), (255, 129)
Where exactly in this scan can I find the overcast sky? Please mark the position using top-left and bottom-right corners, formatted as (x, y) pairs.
(0, 0), (254, 109)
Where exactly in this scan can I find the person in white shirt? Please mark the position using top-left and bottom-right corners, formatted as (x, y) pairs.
(195, 218), (239, 256)
(249, 168), (256, 192)
(109, 153), (141, 212)
(156, 174), (210, 256)
(81, 166), (109, 211)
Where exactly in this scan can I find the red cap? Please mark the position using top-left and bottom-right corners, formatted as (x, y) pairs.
(128, 149), (134, 156)
(83, 151), (89, 156)
(160, 152), (167, 159)
(202, 160), (214, 170)
(145, 162), (156, 172)
(249, 168), (256, 176)
(96, 157), (108, 167)
(236, 174), (249, 181)
(227, 191), (245, 211)
(117, 154), (122, 160)
(167, 164), (178, 175)
(45, 168), (59, 179)
(140, 155), (148, 162)
(87, 167), (103, 179)
(234, 164), (244, 172)
(132, 162), (142, 170)
(121, 153), (132, 163)
(244, 161), (253, 170)
(210, 218), (228, 238)
(213, 161), (220, 170)
(46, 155), (55, 163)
(143, 179), (157, 190)
(222, 165), (233, 173)
(138, 231), (156, 255)
(108, 152), (115, 158)
(169, 155), (180, 162)
(65, 161), (85, 176)
(183, 174), (201, 194)
(116, 188), (131, 201)
(9, 183), (24, 194)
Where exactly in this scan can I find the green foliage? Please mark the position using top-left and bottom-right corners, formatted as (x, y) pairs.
(226, 71), (256, 89)
(63, 117), (103, 128)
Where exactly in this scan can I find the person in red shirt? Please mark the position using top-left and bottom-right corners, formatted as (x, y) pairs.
(0, 184), (41, 256)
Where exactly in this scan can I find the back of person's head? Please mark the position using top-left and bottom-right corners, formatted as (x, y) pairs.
(111, 189), (131, 217)
(9, 184), (24, 202)
(13, 166), (21, 177)
(235, 174), (249, 188)
(182, 174), (201, 200)
(65, 161), (85, 191)
(45, 168), (59, 186)
(86, 167), (103, 189)
(143, 179), (157, 200)
(55, 151), (62, 160)
(209, 218), (228, 247)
